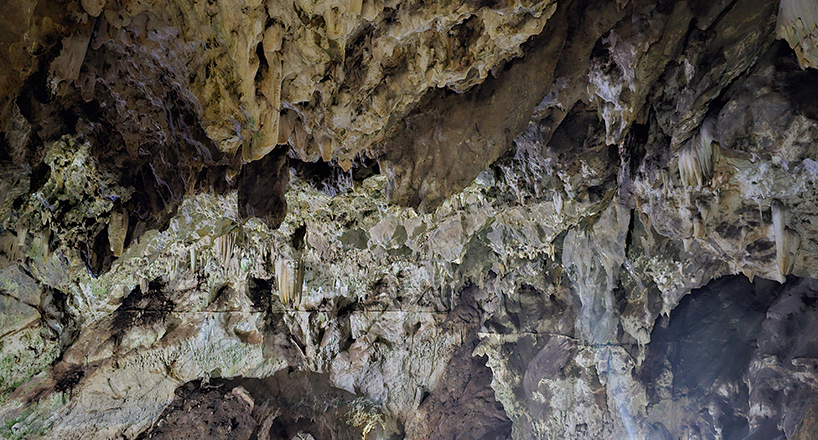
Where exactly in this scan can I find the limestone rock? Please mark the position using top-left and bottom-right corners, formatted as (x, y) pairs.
(2, 0), (818, 439)
(777, 0), (818, 69)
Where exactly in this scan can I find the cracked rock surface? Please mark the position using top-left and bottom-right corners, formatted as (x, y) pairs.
(1, 0), (818, 439)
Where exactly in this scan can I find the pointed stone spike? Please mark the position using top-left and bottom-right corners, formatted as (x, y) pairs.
(742, 267), (755, 283)
(772, 201), (801, 277)
(108, 211), (128, 258)
(17, 227), (27, 248)
(276, 258), (292, 304)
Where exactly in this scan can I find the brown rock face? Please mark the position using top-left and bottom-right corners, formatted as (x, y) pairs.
(237, 147), (289, 229)
(3, 0), (818, 439)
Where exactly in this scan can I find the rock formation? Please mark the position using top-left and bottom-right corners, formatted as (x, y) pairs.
(1, 0), (818, 439)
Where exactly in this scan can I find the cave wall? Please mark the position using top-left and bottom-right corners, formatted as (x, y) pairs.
(1, 0), (818, 439)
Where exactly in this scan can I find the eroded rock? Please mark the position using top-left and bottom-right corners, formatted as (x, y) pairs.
(1, 0), (818, 439)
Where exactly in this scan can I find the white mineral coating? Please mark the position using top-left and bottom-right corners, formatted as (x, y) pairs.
(13, 108), (818, 438)
(0, 156), (599, 438)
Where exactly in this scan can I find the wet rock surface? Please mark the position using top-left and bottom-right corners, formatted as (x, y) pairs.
(1, 0), (818, 439)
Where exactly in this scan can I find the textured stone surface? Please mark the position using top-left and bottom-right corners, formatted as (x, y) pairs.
(137, 382), (256, 440)
(1, 0), (818, 439)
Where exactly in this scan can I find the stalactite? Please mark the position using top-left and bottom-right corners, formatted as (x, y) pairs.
(692, 213), (705, 238)
(274, 249), (305, 306)
(214, 231), (242, 275)
(742, 267), (755, 283)
(679, 118), (719, 188)
(275, 258), (292, 305)
(777, 0), (818, 69)
(693, 200), (712, 239)
(107, 211), (128, 258)
(16, 227), (27, 248)
(678, 135), (713, 187)
(139, 278), (148, 294)
(772, 201), (801, 277)
(294, 256), (304, 305)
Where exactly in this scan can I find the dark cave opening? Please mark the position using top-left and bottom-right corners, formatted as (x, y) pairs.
(288, 153), (380, 197)
(137, 370), (379, 440)
(641, 275), (818, 440)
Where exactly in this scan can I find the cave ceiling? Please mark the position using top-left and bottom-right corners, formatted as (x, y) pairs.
(1, 0), (818, 439)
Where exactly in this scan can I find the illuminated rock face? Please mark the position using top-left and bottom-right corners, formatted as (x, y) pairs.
(1, 0), (818, 439)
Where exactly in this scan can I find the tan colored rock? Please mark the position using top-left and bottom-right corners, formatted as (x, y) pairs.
(104, 0), (559, 167)
(792, 400), (818, 440)
(5, 0), (818, 439)
(81, 0), (107, 17)
(777, 0), (818, 69)
(107, 210), (128, 258)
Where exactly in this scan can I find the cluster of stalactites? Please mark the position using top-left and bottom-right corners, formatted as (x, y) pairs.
(275, 257), (304, 305)
(777, 0), (818, 69)
(208, 228), (305, 305)
(678, 119), (719, 188)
